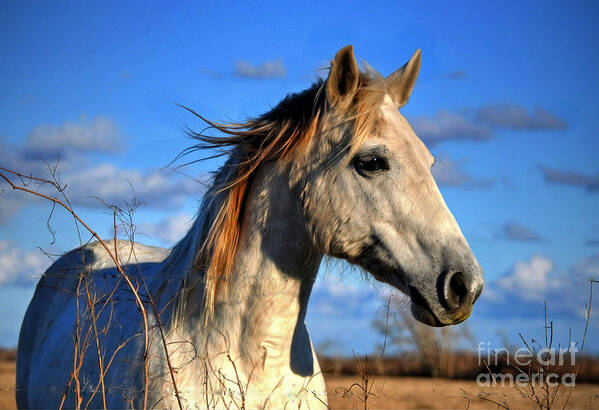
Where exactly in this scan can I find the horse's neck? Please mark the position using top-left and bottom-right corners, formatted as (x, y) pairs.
(203, 166), (322, 372)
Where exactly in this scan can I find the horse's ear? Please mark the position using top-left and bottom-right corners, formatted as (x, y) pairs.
(386, 49), (421, 108)
(327, 45), (360, 107)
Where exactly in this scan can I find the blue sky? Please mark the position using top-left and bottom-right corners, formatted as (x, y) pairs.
(1, 1), (598, 354)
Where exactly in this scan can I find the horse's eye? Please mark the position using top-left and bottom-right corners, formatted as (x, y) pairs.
(353, 155), (389, 176)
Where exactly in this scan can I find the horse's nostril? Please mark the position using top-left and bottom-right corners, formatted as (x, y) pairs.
(444, 272), (468, 311)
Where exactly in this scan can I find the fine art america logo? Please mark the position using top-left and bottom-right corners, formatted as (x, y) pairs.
(476, 342), (578, 387)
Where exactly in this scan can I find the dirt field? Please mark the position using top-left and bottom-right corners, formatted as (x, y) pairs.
(325, 376), (599, 409)
(1, 361), (598, 409)
(0, 362), (15, 409)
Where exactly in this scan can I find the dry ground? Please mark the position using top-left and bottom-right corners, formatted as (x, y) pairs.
(0, 362), (15, 409)
(325, 376), (599, 409)
(1, 362), (598, 409)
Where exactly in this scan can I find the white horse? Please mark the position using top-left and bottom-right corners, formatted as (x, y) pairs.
(16, 45), (484, 409)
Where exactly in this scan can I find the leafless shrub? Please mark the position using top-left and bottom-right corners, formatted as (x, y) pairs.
(372, 295), (474, 378)
(332, 297), (393, 410)
(461, 279), (598, 410)
(0, 163), (182, 409)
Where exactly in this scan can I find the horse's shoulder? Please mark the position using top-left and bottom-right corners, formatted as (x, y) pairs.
(24, 240), (169, 323)
(17, 240), (168, 407)
(21, 239), (169, 354)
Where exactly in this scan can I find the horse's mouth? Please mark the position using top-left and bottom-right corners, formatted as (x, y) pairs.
(408, 285), (445, 327)
(408, 284), (473, 327)
(366, 267), (466, 327)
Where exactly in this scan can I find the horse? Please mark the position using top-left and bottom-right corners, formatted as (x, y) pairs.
(16, 45), (484, 409)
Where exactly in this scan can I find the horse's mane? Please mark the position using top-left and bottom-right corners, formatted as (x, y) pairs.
(166, 69), (388, 325)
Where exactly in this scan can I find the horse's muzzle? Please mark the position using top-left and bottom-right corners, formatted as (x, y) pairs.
(409, 265), (484, 327)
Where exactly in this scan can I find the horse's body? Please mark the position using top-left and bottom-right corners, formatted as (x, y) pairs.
(16, 46), (484, 408)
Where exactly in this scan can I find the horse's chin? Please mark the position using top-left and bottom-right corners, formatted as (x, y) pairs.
(410, 301), (446, 327)
(409, 298), (474, 327)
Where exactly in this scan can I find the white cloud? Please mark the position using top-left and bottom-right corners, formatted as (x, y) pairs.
(139, 213), (194, 244)
(0, 114), (208, 217)
(410, 110), (492, 146)
(0, 241), (49, 287)
(311, 270), (389, 319)
(501, 221), (543, 242)
(478, 253), (599, 320)
(23, 115), (123, 159)
(432, 155), (493, 189)
(411, 104), (566, 148)
(496, 255), (558, 301)
(61, 164), (206, 209)
(540, 166), (599, 193)
(445, 70), (468, 80)
(571, 253), (599, 279)
(0, 192), (31, 223)
(314, 274), (366, 298)
(475, 104), (566, 130)
(234, 59), (286, 79)
(308, 271), (401, 354)
(0, 115), (128, 221)
(0, 164), (206, 222)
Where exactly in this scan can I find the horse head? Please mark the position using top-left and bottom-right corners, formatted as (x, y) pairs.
(299, 45), (484, 326)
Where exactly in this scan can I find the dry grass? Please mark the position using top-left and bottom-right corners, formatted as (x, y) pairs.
(1, 361), (596, 410)
(325, 376), (598, 410)
(0, 361), (16, 410)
